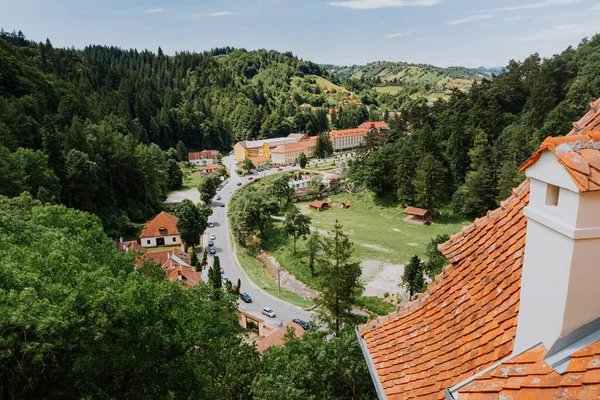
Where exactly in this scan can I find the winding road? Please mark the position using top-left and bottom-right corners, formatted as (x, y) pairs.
(167, 155), (312, 328)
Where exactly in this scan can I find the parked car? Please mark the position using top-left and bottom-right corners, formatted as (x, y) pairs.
(248, 177), (253, 180)
(237, 182), (242, 186)
(208, 240), (214, 247)
(240, 293), (252, 303)
(262, 307), (276, 318)
(209, 248), (216, 255)
(210, 233), (216, 240)
(220, 203), (225, 207)
(216, 196), (221, 200)
(208, 222), (215, 228)
(293, 319), (310, 330)
(222, 275), (229, 284)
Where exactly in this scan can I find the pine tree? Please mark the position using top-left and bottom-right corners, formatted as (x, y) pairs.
(413, 153), (446, 213)
(402, 255), (425, 299)
(315, 220), (362, 335)
(458, 129), (497, 217)
(306, 232), (322, 277)
(201, 248), (208, 269)
(190, 251), (199, 270)
(298, 151), (307, 168)
(210, 256), (222, 289)
(175, 141), (188, 162)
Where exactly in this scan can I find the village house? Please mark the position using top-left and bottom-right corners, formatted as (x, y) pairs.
(356, 99), (600, 399)
(188, 150), (219, 166)
(403, 206), (432, 225)
(329, 128), (369, 151)
(119, 242), (202, 288)
(288, 174), (313, 190)
(358, 121), (389, 130)
(137, 211), (181, 248)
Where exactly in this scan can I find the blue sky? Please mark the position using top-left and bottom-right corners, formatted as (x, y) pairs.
(1, 0), (599, 68)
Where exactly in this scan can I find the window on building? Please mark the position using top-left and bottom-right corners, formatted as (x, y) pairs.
(546, 184), (560, 206)
(173, 237), (176, 242)
(147, 240), (151, 244)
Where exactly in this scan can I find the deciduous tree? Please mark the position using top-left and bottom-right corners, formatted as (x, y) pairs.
(283, 206), (312, 252)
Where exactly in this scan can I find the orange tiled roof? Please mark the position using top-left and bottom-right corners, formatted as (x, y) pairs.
(256, 322), (304, 355)
(138, 211), (179, 238)
(164, 263), (203, 288)
(271, 140), (316, 154)
(188, 150), (218, 161)
(248, 155), (268, 165)
(359, 121), (389, 130)
(358, 180), (530, 400)
(519, 99), (600, 192)
(459, 340), (600, 399)
(119, 240), (146, 253)
(328, 128), (368, 139)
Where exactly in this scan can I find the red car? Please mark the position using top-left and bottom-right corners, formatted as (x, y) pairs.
(248, 177), (254, 180)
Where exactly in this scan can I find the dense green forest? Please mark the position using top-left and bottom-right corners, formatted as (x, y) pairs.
(0, 30), (349, 236)
(349, 34), (600, 217)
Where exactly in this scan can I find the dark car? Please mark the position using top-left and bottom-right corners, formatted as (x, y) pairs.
(292, 319), (310, 330)
(220, 203), (225, 207)
(209, 248), (216, 255)
(208, 240), (214, 247)
(208, 222), (215, 228)
(237, 182), (242, 186)
(240, 293), (252, 303)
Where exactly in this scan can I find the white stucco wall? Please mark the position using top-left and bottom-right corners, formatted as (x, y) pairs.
(140, 235), (181, 248)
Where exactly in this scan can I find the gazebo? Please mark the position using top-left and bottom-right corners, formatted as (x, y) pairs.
(404, 206), (432, 225)
(341, 201), (351, 209)
(309, 200), (329, 211)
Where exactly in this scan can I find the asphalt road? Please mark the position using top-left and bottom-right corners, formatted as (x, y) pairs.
(196, 155), (312, 328)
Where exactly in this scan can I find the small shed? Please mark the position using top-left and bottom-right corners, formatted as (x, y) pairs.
(341, 201), (351, 209)
(309, 200), (329, 211)
(404, 206), (432, 225)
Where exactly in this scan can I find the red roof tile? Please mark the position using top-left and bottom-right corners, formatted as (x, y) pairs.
(359, 121), (389, 130)
(328, 128), (368, 139)
(459, 341), (600, 399)
(404, 206), (430, 217)
(138, 211), (179, 238)
(188, 150), (218, 161)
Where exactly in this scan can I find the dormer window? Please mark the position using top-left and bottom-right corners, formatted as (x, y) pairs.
(545, 184), (560, 206)
(159, 226), (167, 232)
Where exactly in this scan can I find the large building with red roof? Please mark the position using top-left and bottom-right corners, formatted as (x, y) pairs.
(329, 128), (369, 151)
(357, 99), (600, 399)
(359, 121), (389, 130)
(188, 150), (219, 166)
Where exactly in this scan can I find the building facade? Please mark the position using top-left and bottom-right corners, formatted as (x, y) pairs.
(270, 139), (316, 165)
(329, 128), (368, 151)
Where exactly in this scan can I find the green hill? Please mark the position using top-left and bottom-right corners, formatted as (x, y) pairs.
(322, 61), (492, 90)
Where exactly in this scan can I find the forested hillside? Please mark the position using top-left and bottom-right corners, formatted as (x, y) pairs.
(0, 30), (353, 236)
(350, 34), (600, 217)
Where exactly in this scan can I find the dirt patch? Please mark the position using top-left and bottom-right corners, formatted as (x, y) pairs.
(357, 242), (391, 253)
(408, 242), (419, 247)
(391, 228), (401, 232)
(361, 259), (409, 303)
(257, 251), (319, 300)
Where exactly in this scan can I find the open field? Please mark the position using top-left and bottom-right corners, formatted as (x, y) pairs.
(181, 165), (203, 190)
(374, 86), (403, 94)
(297, 191), (469, 263)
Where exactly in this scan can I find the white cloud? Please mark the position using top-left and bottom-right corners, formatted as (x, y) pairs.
(144, 8), (164, 13)
(192, 11), (234, 17)
(470, 0), (583, 13)
(519, 22), (597, 42)
(383, 29), (418, 38)
(329, 0), (441, 10)
(447, 14), (493, 25)
(503, 16), (529, 21)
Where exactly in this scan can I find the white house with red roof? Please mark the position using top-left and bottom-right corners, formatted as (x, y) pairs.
(357, 99), (600, 399)
(137, 211), (181, 248)
(188, 150), (219, 166)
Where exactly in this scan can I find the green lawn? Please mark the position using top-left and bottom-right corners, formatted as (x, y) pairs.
(296, 191), (469, 263)
(374, 86), (403, 94)
(144, 244), (182, 253)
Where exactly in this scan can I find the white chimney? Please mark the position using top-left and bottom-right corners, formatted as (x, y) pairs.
(515, 141), (600, 354)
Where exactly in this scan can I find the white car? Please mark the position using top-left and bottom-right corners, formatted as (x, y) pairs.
(210, 233), (216, 240)
(262, 307), (276, 318)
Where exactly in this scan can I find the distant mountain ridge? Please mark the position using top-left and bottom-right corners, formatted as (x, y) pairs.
(322, 61), (494, 90)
